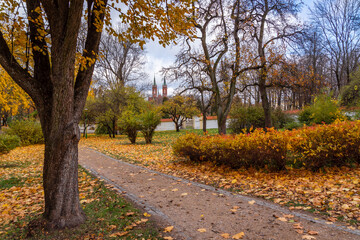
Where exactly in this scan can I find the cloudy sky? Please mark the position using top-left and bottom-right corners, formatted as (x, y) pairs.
(143, 0), (316, 96)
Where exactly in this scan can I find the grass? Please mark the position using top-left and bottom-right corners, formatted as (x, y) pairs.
(0, 145), (164, 240)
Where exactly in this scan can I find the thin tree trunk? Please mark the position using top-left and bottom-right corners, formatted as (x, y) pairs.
(202, 113), (207, 133)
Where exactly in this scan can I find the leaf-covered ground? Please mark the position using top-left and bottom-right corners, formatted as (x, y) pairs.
(82, 131), (360, 229)
(0, 145), (162, 239)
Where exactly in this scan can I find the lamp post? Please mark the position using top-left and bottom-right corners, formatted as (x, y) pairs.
(85, 108), (88, 139)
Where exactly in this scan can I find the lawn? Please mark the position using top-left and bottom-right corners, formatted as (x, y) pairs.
(82, 129), (360, 229)
(0, 145), (163, 239)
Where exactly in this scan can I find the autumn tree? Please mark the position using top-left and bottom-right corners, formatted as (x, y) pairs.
(0, 0), (193, 230)
(174, 0), (266, 134)
(165, 59), (213, 132)
(245, 0), (302, 127)
(0, 68), (33, 127)
(162, 95), (199, 132)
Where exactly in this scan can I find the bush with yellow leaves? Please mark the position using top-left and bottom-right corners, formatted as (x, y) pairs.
(290, 120), (360, 171)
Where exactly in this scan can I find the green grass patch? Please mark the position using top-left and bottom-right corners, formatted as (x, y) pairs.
(0, 176), (24, 189)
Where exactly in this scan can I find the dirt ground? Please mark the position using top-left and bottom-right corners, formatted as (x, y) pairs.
(79, 147), (360, 240)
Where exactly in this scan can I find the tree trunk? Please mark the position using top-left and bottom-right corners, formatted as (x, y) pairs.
(218, 117), (227, 135)
(175, 123), (180, 132)
(42, 122), (85, 229)
(202, 112), (207, 133)
(259, 83), (272, 128)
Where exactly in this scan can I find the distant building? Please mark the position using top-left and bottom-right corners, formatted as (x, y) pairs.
(148, 76), (167, 104)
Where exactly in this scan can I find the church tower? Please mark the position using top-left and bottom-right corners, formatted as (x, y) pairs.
(152, 75), (157, 98)
(162, 77), (167, 97)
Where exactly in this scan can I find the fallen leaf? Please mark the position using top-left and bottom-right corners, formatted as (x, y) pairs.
(232, 232), (245, 239)
(143, 212), (151, 217)
(164, 226), (174, 232)
(197, 228), (206, 232)
(221, 233), (230, 238)
(181, 193), (188, 196)
(308, 230), (318, 235)
(171, 188), (178, 192)
(109, 231), (129, 237)
(296, 230), (304, 234)
(302, 235), (316, 240)
(231, 179), (237, 184)
(164, 237), (174, 240)
(277, 217), (288, 222)
(248, 200), (255, 205)
(293, 223), (303, 229)
(126, 212), (135, 216)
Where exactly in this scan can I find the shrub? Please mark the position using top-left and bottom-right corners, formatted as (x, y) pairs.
(230, 104), (292, 133)
(272, 108), (293, 129)
(229, 105), (265, 133)
(299, 94), (346, 125)
(340, 68), (360, 106)
(173, 133), (204, 161)
(290, 121), (360, 171)
(118, 107), (141, 144)
(298, 107), (313, 125)
(95, 122), (110, 135)
(0, 134), (21, 154)
(173, 129), (288, 171)
(229, 128), (288, 171)
(139, 109), (161, 144)
(283, 121), (302, 130)
(5, 120), (44, 145)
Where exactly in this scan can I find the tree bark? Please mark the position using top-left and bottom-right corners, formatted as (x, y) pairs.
(202, 112), (207, 133)
(43, 122), (85, 229)
(0, 0), (107, 231)
(259, 81), (272, 128)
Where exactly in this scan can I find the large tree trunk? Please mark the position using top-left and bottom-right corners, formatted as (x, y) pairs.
(43, 122), (85, 229)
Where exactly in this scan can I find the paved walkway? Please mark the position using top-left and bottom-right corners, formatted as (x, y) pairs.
(79, 147), (360, 240)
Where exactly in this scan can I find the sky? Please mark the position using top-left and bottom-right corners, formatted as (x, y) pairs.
(143, 0), (316, 97)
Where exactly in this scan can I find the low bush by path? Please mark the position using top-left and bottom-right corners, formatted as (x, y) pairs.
(82, 127), (360, 229)
(0, 145), (162, 239)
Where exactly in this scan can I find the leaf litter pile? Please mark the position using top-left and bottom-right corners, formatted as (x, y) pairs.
(82, 133), (360, 229)
(0, 145), (162, 239)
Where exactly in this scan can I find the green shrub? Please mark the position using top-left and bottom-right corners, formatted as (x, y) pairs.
(230, 104), (292, 133)
(118, 107), (141, 144)
(95, 122), (110, 135)
(298, 106), (313, 125)
(139, 109), (161, 144)
(284, 121), (302, 130)
(299, 94), (346, 125)
(290, 121), (360, 171)
(340, 68), (360, 106)
(0, 134), (21, 154)
(5, 120), (44, 145)
(272, 108), (293, 129)
(229, 105), (265, 133)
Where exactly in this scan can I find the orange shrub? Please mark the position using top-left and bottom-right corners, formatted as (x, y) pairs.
(172, 133), (204, 161)
(289, 121), (360, 171)
(173, 129), (288, 171)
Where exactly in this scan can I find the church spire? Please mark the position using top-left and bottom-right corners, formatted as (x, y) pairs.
(163, 77), (167, 86)
(153, 74), (156, 86)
